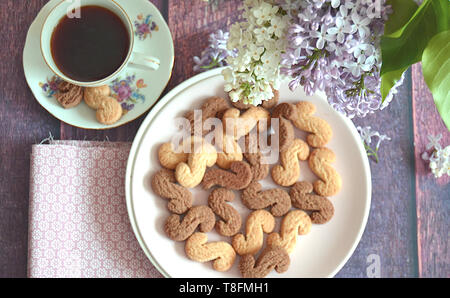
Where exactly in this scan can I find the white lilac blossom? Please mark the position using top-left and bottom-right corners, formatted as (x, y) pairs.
(357, 126), (391, 163)
(421, 134), (450, 178)
(222, 0), (290, 106)
(193, 30), (236, 72)
(281, 0), (397, 119)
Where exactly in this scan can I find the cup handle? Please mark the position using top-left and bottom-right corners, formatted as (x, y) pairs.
(129, 52), (160, 71)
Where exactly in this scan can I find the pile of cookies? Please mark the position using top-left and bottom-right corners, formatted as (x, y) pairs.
(54, 81), (123, 125)
(151, 94), (342, 278)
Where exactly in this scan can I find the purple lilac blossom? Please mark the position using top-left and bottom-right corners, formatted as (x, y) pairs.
(193, 30), (237, 72)
(280, 0), (397, 119)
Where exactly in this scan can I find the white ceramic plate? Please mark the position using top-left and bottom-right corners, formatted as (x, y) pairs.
(126, 68), (372, 278)
(23, 0), (174, 130)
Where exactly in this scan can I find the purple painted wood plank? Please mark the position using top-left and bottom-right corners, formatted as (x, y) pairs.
(167, 0), (241, 89)
(337, 70), (419, 277)
(0, 0), (60, 278)
(411, 64), (450, 278)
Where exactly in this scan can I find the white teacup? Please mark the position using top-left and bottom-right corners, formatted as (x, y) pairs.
(41, 0), (160, 87)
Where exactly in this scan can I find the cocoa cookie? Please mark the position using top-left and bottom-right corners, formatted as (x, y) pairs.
(55, 81), (83, 109)
(272, 102), (297, 120)
(241, 182), (291, 217)
(164, 205), (216, 241)
(231, 100), (253, 110)
(208, 188), (242, 237)
(96, 96), (123, 125)
(290, 181), (334, 224)
(239, 246), (290, 278)
(84, 85), (111, 109)
(243, 134), (269, 182)
(277, 117), (295, 153)
(261, 88), (279, 110)
(222, 107), (270, 140)
(243, 151), (269, 182)
(151, 169), (193, 215)
(185, 233), (236, 272)
(272, 103), (296, 152)
(201, 161), (253, 190)
(185, 96), (230, 135)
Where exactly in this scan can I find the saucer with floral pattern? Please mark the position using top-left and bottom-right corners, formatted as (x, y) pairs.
(23, 0), (174, 129)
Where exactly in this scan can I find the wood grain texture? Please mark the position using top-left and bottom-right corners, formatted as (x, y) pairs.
(167, 0), (241, 88)
(411, 64), (450, 278)
(0, 0), (59, 278)
(336, 70), (419, 277)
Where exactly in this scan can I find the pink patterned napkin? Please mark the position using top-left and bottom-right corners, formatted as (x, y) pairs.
(28, 141), (162, 278)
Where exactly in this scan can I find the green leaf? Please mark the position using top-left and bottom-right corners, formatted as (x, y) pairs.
(380, 0), (450, 101)
(422, 30), (450, 130)
(384, 0), (418, 36)
(380, 67), (408, 101)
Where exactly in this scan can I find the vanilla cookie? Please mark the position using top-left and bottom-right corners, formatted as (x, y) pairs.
(267, 210), (312, 253)
(293, 101), (333, 148)
(216, 135), (243, 169)
(175, 142), (217, 188)
(185, 233), (236, 272)
(232, 210), (275, 256)
(158, 142), (189, 170)
(84, 85), (111, 109)
(96, 96), (123, 125)
(308, 148), (342, 197)
(271, 139), (310, 187)
(158, 136), (208, 170)
(185, 96), (230, 135)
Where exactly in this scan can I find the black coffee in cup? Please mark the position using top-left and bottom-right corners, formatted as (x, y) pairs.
(50, 5), (130, 82)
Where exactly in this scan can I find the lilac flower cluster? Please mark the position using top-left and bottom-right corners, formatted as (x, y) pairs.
(357, 126), (391, 163)
(281, 0), (394, 118)
(421, 134), (450, 178)
(193, 30), (237, 73)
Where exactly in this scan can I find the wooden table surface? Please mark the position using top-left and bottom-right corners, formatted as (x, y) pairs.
(0, 0), (448, 278)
